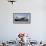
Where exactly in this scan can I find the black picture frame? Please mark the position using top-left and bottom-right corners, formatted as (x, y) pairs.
(13, 13), (31, 24)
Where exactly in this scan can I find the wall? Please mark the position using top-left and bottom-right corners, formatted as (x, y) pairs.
(0, 0), (46, 41)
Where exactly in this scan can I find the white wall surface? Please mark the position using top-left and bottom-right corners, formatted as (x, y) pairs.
(0, 0), (46, 41)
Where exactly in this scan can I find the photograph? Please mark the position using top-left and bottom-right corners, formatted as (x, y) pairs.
(13, 13), (31, 24)
(0, 0), (46, 46)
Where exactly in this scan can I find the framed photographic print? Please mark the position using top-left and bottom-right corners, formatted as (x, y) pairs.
(13, 13), (31, 24)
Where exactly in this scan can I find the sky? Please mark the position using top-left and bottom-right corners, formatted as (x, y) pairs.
(13, 13), (31, 18)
